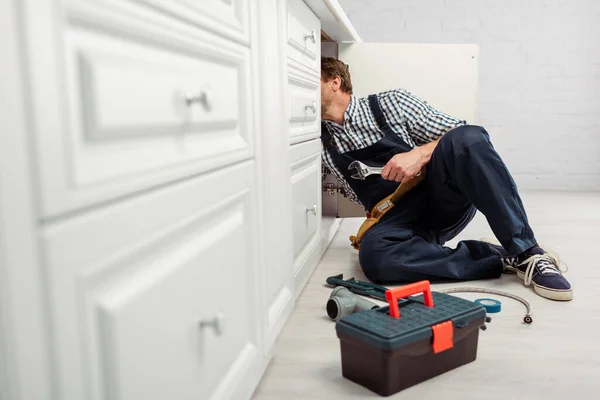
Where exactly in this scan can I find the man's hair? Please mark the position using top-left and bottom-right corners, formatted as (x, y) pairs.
(321, 57), (353, 94)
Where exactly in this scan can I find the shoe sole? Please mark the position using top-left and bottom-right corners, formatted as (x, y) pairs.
(516, 270), (573, 301)
(481, 237), (573, 301)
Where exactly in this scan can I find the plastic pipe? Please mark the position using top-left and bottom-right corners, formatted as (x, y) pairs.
(326, 286), (379, 321)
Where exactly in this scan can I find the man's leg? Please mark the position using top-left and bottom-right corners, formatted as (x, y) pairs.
(426, 125), (572, 300)
(427, 125), (536, 254)
(357, 125), (525, 284)
(358, 210), (503, 283)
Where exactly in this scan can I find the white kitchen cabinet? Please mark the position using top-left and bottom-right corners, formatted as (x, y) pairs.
(284, 0), (324, 299)
(0, 1), (362, 399)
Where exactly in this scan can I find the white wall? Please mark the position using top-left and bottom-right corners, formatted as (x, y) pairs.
(338, 0), (600, 190)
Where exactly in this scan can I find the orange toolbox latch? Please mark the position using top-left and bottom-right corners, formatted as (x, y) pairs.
(431, 320), (454, 354)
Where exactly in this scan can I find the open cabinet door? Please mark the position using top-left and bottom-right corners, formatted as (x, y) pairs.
(333, 42), (480, 217)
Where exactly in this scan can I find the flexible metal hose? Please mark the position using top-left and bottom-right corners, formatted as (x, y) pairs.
(438, 287), (533, 324)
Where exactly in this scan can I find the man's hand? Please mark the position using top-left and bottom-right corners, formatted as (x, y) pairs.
(381, 139), (440, 183)
(381, 149), (425, 183)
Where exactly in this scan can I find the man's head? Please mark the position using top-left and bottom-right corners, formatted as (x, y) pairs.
(320, 57), (353, 118)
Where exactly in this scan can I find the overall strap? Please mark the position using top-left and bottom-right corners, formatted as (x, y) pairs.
(320, 121), (339, 155)
(368, 94), (394, 135)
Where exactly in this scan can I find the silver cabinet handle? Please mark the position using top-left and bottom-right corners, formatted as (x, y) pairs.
(305, 101), (316, 114)
(185, 90), (211, 108)
(199, 312), (225, 336)
(305, 204), (317, 215)
(304, 30), (316, 44)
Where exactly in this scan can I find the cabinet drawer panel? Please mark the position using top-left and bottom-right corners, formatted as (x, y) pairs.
(41, 161), (260, 400)
(73, 30), (241, 143)
(66, 0), (249, 45)
(288, 70), (320, 144)
(137, 0), (250, 45)
(99, 208), (254, 400)
(286, 0), (320, 74)
(38, 24), (254, 218)
(290, 148), (321, 269)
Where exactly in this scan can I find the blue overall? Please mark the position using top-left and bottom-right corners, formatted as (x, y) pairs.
(321, 95), (538, 284)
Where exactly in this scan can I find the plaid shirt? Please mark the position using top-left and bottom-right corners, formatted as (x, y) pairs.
(322, 89), (466, 209)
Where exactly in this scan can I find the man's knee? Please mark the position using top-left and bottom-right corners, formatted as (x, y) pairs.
(358, 235), (385, 282)
(358, 230), (412, 283)
(441, 125), (490, 153)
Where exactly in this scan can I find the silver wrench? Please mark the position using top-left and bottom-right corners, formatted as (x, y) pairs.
(348, 160), (383, 180)
(348, 160), (422, 180)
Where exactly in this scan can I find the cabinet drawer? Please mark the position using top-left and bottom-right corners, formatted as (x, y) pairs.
(290, 141), (321, 270)
(288, 69), (320, 145)
(40, 161), (261, 400)
(36, 24), (254, 218)
(286, 0), (320, 74)
(98, 213), (256, 400)
(135, 0), (250, 45)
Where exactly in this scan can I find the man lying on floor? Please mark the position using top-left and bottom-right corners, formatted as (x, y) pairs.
(319, 56), (572, 301)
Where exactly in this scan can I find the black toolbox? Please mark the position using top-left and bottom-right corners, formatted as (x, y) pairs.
(335, 281), (486, 396)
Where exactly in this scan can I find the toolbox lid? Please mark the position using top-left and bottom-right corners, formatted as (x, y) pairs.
(336, 291), (486, 351)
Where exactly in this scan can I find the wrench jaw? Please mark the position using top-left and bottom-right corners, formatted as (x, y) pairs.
(350, 168), (369, 180)
(348, 160), (360, 172)
(348, 160), (368, 180)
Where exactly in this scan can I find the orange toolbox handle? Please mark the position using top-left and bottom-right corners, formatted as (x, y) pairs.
(385, 280), (434, 319)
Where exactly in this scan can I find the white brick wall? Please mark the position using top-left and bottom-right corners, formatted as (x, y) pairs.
(338, 0), (600, 190)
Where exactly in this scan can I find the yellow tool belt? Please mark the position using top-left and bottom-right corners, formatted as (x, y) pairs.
(349, 168), (427, 250)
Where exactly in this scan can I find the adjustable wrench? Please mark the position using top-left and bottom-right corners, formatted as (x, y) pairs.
(348, 160), (383, 180)
(348, 160), (422, 180)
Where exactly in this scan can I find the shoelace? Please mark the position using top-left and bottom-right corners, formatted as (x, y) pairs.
(480, 237), (570, 279)
(519, 249), (568, 286)
(502, 256), (517, 266)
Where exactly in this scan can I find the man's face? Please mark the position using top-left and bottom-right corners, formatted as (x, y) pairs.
(320, 77), (336, 116)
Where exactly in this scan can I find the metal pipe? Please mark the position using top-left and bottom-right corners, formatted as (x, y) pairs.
(438, 287), (533, 324)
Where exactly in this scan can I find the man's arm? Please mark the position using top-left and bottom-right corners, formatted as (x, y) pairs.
(416, 137), (440, 164)
(381, 138), (440, 182)
(381, 90), (464, 182)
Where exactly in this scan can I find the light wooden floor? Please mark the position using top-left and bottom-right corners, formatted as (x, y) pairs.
(253, 191), (600, 399)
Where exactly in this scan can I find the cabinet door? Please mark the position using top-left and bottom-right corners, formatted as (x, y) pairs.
(290, 140), (322, 295)
(335, 43), (480, 216)
(40, 162), (263, 400)
(338, 43), (479, 123)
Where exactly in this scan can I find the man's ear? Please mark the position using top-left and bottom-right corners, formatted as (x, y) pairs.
(331, 76), (342, 92)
